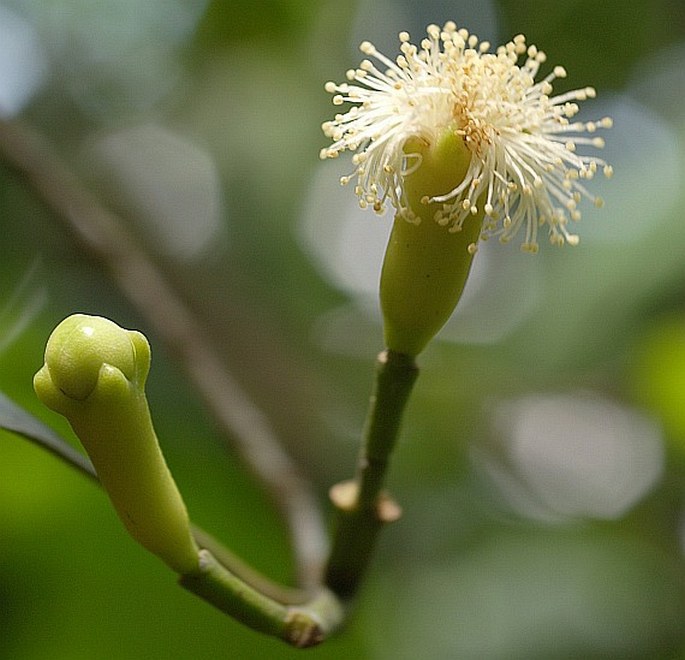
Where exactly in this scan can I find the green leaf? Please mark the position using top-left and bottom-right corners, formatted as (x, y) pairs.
(0, 390), (97, 482)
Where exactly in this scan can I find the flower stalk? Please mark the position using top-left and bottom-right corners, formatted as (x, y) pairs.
(325, 350), (418, 599)
(179, 550), (343, 648)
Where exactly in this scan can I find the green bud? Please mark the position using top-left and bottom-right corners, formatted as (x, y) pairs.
(379, 131), (484, 356)
(34, 314), (199, 574)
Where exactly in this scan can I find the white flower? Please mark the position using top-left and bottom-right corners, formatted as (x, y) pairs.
(320, 22), (613, 253)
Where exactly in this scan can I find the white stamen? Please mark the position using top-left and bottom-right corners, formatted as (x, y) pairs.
(321, 22), (612, 250)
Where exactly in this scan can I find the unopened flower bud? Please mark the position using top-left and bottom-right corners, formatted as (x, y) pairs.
(34, 314), (199, 574)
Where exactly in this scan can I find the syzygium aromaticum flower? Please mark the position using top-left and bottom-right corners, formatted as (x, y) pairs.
(321, 22), (612, 356)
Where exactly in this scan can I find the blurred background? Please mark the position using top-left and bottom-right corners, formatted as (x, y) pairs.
(2, 0), (685, 658)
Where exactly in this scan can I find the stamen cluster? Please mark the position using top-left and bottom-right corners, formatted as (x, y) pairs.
(320, 22), (613, 252)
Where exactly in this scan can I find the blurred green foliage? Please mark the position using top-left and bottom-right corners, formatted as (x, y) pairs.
(2, 0), (685, 658)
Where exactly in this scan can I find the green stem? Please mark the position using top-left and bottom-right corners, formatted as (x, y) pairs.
(324, 350), (418, 599)
(180, 550), (344, 648)
(190, 526), (307, 606)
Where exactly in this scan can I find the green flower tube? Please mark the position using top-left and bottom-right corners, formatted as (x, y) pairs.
(34, 314), (199, 575)
(379, 131), (484, 356)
